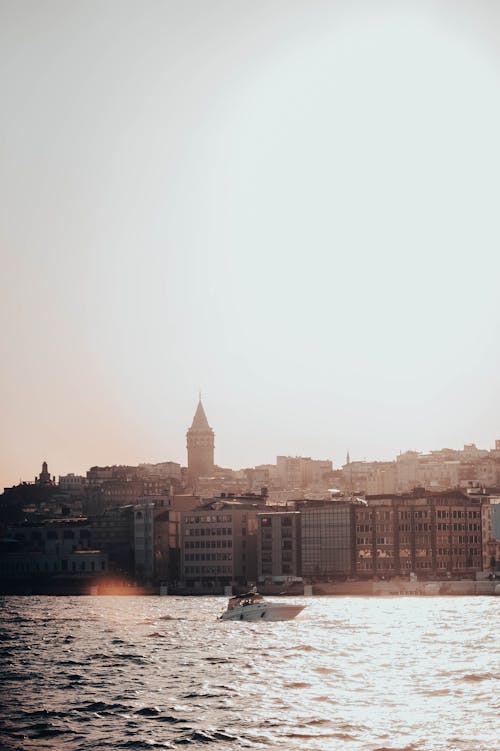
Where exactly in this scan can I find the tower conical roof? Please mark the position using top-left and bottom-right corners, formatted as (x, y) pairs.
(189, 400), (211, 431)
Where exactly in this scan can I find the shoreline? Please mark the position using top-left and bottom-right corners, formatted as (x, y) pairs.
(1, 577), (499, 596)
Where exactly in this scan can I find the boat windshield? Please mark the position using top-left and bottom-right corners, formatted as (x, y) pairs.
(227, 592), (263, 609)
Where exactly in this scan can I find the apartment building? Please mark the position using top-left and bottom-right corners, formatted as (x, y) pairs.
(276, 456), (333, 490)
(89, 504), (135, 575)
(0, 518), (107, 584)
(181, 497), (262, 590)
(257, 511), (301, 582)
(355, 491), (485, 579)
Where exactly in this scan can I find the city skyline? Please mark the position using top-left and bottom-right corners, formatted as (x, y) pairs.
(1, 5), (499, 750)
(4, 392), (500, 491)
(2, 1), (500, 492)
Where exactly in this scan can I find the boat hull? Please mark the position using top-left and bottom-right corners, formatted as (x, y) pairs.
(220, 603), (305, 621)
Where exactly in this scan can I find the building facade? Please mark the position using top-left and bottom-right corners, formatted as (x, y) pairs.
(257, 511), (301, 582)
(181, 497), (261, 590)
(122, 496), (200, 586)
(355, 491), (485, 579)
(300, 501), (357, 579)
(134, 503), (155, 583)
(0, 518), (107, 588)
(89, 505), (135, 576)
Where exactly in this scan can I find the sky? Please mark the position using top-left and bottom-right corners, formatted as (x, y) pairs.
(1, 0), (500, 489)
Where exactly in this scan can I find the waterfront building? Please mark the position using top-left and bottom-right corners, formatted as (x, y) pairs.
(355, 491), (485, 579)
(181, 495), (263, 591)
(151, 496), (199, 586)
(490, 495), (500, 539)
(479, 494), (500, 572)
(164, 496), (200, 580)
(132, 495), (200, 586)
(0, 518), (107, 590)
(89, 505), (135, 576)
(299, 500), (357, 579)
(257, 510), (301, 582)
(134, 503), (155, 583)
(186, 399), (215, 485)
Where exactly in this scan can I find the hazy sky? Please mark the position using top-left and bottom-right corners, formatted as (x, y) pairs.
(1, 0), (500, 489)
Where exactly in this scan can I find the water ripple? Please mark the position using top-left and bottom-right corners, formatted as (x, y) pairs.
(1, 595), (498, 750)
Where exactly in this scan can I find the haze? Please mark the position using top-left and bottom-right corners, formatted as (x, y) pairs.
(1, 0), (499, 490)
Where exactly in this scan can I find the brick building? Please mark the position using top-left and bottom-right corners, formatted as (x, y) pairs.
(355, 490), (485, 579)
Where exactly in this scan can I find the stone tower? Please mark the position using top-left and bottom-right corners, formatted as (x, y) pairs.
(186, 399), (214, 481)
(38, 461), (52, 485)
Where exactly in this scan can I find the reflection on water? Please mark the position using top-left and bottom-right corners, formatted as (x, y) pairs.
(0, 596), (498, 750)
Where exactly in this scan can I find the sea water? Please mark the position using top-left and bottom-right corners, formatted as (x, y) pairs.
(0, 595), (498, 750)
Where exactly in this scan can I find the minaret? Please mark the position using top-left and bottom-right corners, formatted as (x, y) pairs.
(186, 398), (215, 482)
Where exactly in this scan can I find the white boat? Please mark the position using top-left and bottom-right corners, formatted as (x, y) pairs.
(220, 592), (305, 621)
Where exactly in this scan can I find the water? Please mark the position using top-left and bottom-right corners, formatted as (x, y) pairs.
(0, 595), (498, 750)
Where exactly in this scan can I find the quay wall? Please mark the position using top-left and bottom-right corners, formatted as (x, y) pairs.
(313, 579), (499, 596)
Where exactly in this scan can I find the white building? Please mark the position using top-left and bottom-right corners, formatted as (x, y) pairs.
(59, 474), (86, 491)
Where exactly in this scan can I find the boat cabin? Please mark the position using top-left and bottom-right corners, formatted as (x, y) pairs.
(227, 592), (263, 610)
